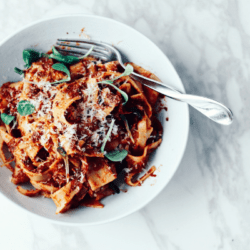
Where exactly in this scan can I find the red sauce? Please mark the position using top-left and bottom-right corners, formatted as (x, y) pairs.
(82, 195), (104, 208)
(155, 95), (168, 114)
(0, 53), (165, 213)
(150, 166), (157, 177)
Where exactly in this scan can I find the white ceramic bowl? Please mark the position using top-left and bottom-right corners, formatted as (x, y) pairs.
(0, 14), (189, 225)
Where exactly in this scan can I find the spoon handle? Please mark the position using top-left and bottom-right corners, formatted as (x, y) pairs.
(131, 72), (233, 125)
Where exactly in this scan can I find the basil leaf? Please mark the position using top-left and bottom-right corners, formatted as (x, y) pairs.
(49, 47), (79, 64)
(101, 119), (115, 153)
(51, 63), (71, 84)
(1, 113), (15, 125)
(52, 46), (61, 56)
(98, 80), (129, 105)
(100, 119), (128, 162)
(15, 49), (42, 76)
(17, 100), (35, 116)
(97, 64), (133, 105)
(114, 64), (134, 80)
(14, 67), (24, 76)
(49, 46), (94, 64)
(105, 149), (128, 162)
(23, 49), (41, 68)
(57, 146), (67, 157)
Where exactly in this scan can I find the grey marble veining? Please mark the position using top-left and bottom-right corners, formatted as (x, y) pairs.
(0, 0), (249, 249)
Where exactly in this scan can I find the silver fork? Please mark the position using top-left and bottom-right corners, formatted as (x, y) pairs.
(56, 38), (233, 125)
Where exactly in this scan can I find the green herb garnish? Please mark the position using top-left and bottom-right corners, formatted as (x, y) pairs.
(23, 49), (41, 68)
(101, 119), (115, 153)
(105, 149), (128, 162)
(48, 46), (94, 64)
(57, 146), (67, 157)
(17, 100), (35, 116)
(49, 47), (79, 64)
(57, 146), (69, 183)
(98, 80), (129, 104)
(1, 113), (15, 125)
(51, 63), (71, 84)
(97, 64), (133, 105)
(114, 64), (133, 80)
(14, 67), (24, 76)
(14, 49), (42, 76)
(100, 119), (128, 162)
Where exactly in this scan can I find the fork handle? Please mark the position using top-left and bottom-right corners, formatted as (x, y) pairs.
(131, 72), (233, 125)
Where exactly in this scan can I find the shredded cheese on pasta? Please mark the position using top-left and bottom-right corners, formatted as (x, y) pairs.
(0, 54), (164, 214)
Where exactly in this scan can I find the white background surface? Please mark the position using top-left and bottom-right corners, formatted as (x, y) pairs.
(0, 0), (249, 249)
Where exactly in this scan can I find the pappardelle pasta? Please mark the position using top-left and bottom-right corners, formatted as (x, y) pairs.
(0, 46), (163, 214)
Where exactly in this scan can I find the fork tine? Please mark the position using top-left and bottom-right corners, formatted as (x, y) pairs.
(56, 41), (109, 55)
(57, 38), (108, 48)
(56, 46), (110, 61)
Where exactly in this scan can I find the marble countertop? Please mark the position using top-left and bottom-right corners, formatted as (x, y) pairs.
(0, 0), (249, 249)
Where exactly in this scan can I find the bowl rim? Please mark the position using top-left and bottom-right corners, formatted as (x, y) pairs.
(0, 13), (189, 226)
